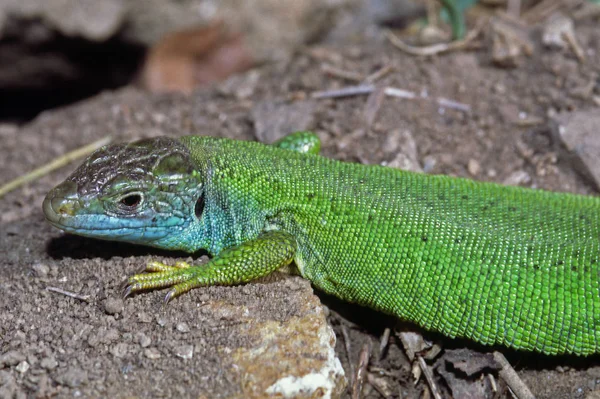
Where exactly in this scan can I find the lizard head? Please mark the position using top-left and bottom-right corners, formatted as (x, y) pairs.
(43, 137), (204, 250)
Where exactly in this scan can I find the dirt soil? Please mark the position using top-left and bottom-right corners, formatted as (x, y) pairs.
(1, 17), (600, 399)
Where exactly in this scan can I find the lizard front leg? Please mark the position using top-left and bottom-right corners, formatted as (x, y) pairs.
(124, 230), (297, 302)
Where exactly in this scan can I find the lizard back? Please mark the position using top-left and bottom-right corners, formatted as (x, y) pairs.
(182, 136), (600, 355)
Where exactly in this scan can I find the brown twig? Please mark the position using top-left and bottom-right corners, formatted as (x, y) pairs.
(364, 65), (394, 84)
(417, 356), (443, 399)
(351, 341), (372, 399)
(341, 325), (355, 385)
(385, 26), (481, 57)
(562, 30), (586, 63)
(488, 373), (498, 393)
(46, 286), (91, 303)
(378, 328), (391, 361)
(493, 351), (535, 399)
(515, 116), (544, 126)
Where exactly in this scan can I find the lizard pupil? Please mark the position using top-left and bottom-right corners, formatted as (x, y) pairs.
(120, 194), (141, 207)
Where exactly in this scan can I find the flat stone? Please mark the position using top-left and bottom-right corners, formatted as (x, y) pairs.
(233, 294), (346, 399)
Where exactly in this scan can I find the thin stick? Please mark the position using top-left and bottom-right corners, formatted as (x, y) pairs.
(313, 85), (471, 112)
(386, 88), (471, 112)
(364, 65), (394, 84)
(0, 136), (112, 198)
(351, 341), (372, 399)
(383, 87), (417, 99)
(385, 27), (481, 57)
(563, 30), (586, 63)
(436, 97), (471, 112)
(488, 373), (498, 393)
(341, 325), (355, 385)
(417, 356), (443, 399)
(493, 351), (535, 399)
(378, 327), (391, 361)
(312, 85), (375, 99)
(46, 286), (91, 303)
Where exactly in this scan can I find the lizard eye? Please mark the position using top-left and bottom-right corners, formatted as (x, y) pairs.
(119, 193), (142, 208)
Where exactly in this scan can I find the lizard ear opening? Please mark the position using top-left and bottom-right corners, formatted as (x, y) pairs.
(195, 192), (205, 219)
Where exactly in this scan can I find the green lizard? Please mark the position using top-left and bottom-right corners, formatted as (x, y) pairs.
(43, 132), (600, 355)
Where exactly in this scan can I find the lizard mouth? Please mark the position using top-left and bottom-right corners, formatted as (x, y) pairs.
(43, 180), (80, 227)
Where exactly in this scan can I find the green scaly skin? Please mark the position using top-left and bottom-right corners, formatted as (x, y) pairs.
(43, 132), (600, 355)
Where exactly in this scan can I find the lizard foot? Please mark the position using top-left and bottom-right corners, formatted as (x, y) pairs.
(124, 260), (198, 301)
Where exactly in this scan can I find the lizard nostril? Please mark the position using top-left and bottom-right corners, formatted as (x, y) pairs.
(55, 201), (75, 216)
(43, 181), (79, 222)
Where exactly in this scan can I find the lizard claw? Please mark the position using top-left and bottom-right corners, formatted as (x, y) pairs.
(123, 284), (135, 299)
(164, 289), (177, 304)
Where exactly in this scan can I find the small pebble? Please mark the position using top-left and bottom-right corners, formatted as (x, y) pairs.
(15, 361), (29, 374)
(103, 298), (124, 315)
(136, 333), (151, 348)
(156, 317), (168, 327)
(31, 262), (49, 277)
(144, 348), (161, 359)
(467, 159), (481, 176)
(176, 323), (190, 333)
(174, 345), (194, 360)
